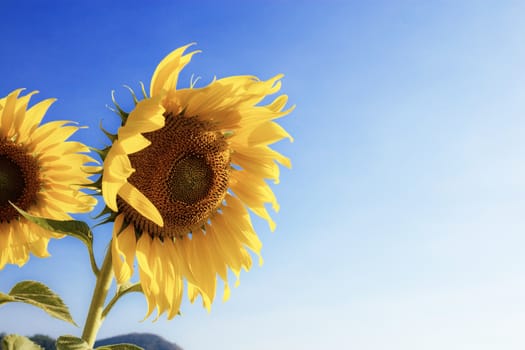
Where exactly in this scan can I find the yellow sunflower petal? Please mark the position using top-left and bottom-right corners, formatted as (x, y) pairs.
(33, 125), (80, 153)
(231, 145), (291, 183)
(118, 96), (166, 151)
(148, 239), (167, 319)
(28, 237), (51, 259)
(118, 182), (164, 227)
(228, 180), (277, 231)
(118, 133), (152, 156)
(231, 170), (279, 209)
(171, 237), (196, 285)
(208, 214), (253, 276)
(162, 239), (184, 319)
(3, 221), (30, 267)
(102, 141), (135, 211)
(187, 281), (212, 311)
(111, 214), (137, 284)
(28, 120), (70, 147)
(150, 43), (199, 97)
(0, 88), (24, 137)
(223, 195), (264, 264)
(0, 223), (13, 269)
(186, 229), (218, 302)
(136, 234), (157, 318)
(245, 121), (293, 146)
(19, 98), (56, 142)
(12, 90), (38, 137)
(268, 94), (289, 112)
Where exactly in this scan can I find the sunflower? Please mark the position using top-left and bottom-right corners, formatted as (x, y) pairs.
(102, 44), (293, 319)
(0, 89), (97, 269)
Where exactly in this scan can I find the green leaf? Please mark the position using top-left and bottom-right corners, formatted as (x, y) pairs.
(56, 336), (90, 350)
(96, 344), (144, 350)
(1, 334), (43, 350)
(11, 203), (93, 248)
(11, 203), (98, 274)
(1, 281), (76, 326)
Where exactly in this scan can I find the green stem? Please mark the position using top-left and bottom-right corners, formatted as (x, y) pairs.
(102, 282), (142, 319)
(81, 245), (114, 347)
(88, 243), (100, 276)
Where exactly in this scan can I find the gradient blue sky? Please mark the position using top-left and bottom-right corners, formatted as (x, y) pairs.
(1, 1), (525, 349)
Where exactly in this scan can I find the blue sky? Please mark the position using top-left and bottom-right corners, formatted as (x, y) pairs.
(1, 1), (525, 349)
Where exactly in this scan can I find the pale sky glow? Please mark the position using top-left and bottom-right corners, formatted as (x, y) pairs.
(1, 1), (525, 349)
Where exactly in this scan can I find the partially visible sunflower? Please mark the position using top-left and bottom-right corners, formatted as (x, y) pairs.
(101, 44), (293, 319)
(0, 89), (97, 269)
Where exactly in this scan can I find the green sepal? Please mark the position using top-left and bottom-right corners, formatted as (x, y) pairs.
(91, 176), (103, 191)
(56, 336), (89, 350)
(0, 281), (76, 326)
(98, 120), (117, 143)
(89, 146), (110, 160)
(122, 85), (139, 105)
(92, 205), (116, 222)
(111, 90), (129, 122)
(1, 334), (43, 350)
(91, 206), (118, 229)
(139, 81), (148, 99)
(96, 344), (144, 350)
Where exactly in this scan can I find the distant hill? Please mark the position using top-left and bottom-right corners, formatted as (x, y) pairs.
(95, 333), (183, 350)
(0, 332), (183, 350)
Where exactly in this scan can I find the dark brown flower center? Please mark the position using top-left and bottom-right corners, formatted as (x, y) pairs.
(168, 156), (213, 204)
(0, 139), (40, 222)
(119, 112), (230, 238)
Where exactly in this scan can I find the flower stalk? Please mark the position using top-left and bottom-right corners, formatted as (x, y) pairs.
(81, 246), (114, 347)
